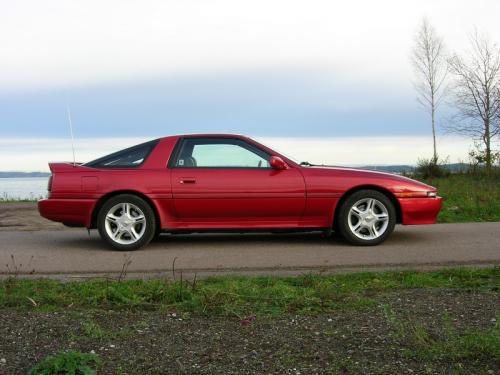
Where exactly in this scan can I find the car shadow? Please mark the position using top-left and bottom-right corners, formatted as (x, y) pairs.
(52, 230), (337, 252)
(153, 227), (427, 247)
(155, 231), (333, 245)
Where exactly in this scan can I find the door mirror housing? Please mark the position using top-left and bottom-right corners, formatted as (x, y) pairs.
(270, 156), (288, 170)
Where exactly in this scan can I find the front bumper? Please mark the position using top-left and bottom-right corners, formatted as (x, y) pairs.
(398, 197), (443, 225)
(38, 198), (97, 228)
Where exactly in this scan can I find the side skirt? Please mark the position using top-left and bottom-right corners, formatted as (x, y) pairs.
(160, 227), (329, 235)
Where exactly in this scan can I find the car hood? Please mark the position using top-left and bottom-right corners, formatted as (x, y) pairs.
(307, 165), (435, 191)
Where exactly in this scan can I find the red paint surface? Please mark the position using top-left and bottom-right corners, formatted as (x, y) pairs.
(38, 135), (442, 230)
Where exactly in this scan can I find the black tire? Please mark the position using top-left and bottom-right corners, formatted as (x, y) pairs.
(152, 226), (163, 242)
(97, 194), (156, 251)
(336, 190), (396, 246)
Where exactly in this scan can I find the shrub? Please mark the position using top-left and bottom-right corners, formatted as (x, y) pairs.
(415, 156), (450, 178)
(468, 142), (500, 175)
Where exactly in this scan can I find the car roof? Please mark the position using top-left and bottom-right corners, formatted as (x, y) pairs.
(161, 133), (249, 140)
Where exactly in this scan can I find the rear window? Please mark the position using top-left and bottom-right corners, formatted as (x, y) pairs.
(84, 139), (159, 168)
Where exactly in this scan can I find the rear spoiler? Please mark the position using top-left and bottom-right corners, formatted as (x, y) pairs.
(48, 162), (88, 173)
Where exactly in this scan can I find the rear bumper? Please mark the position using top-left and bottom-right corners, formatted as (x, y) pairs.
(398, 197), (442, 225)
(38, 198), (97, 228)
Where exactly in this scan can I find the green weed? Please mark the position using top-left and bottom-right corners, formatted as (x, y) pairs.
(28, 351), (101, 375)
(384, 306), (500, 361)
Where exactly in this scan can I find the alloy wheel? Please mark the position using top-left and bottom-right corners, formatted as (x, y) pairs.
(347, 198), (389, 240)
(104, 202), (147, 245)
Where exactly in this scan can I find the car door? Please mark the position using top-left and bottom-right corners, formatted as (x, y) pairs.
(169, 137), (306, 225)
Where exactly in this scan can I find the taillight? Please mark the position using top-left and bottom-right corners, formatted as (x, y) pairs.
(47, 175), (53, 192)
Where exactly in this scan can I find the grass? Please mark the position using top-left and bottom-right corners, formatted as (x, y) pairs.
(1, 267), (498, 317)
(0, 198), (40, 203)
(421, 173), (500, 223)
(82, 320), (108, 340)
(1, 191), (45, 202)
(414, 322), (500, 361)
(79, 319), (133, 341)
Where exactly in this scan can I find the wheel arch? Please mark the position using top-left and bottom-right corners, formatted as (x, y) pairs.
(333, 185), (402, 227)
(90, 190), (161, 230)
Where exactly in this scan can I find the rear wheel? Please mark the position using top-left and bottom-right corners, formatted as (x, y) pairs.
(97, 194), (156, 250)
(336, 190), (396, 246)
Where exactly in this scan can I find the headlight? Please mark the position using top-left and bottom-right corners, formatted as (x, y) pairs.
(427, 191), (437, 198)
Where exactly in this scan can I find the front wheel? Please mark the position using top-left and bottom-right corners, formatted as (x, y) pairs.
(97, 194), (156, 251)
(336, 190), (396, 246)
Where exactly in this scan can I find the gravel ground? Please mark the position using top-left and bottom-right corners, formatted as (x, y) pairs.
(0, 288), (498, 374)
(0, 203), (64, 231)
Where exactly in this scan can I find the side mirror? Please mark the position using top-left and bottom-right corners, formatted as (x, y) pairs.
(270, 156), (288, 170)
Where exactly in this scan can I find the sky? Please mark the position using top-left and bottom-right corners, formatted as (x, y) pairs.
(1, 0), (499, 171)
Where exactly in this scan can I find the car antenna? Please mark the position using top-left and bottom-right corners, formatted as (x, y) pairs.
(66, 106), (76, 166)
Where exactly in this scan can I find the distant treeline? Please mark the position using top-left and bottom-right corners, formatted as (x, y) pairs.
(0, 172), (51, 178)
(359, 163), (471, 174)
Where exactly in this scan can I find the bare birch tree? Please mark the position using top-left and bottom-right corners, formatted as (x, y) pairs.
(411, 18), (447, 162)
(447, 31), (500, 173)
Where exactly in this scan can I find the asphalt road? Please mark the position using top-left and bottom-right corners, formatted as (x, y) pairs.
(0, 222), (499, 279)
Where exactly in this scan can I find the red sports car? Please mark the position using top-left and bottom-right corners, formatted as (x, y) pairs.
(38, 134), (442, 250)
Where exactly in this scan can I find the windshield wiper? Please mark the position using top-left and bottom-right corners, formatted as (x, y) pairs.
(300, 161), (314, 166)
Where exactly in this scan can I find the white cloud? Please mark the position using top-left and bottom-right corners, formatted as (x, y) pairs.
(1, 0), (499, 92)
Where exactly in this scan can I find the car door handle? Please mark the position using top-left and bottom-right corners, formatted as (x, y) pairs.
(180, 178), (196, 184)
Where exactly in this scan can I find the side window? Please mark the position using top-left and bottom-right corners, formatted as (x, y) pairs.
(174, 138), (270, 168)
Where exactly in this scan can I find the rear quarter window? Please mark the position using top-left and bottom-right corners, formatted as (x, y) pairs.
(84, 139), (159, 168)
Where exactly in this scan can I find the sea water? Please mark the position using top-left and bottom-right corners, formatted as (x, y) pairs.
(0, 177), (49, 200)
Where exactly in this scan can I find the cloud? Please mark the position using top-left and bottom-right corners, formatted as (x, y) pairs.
(0, 70), (429, 139)
(1, 0), (499, 92)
